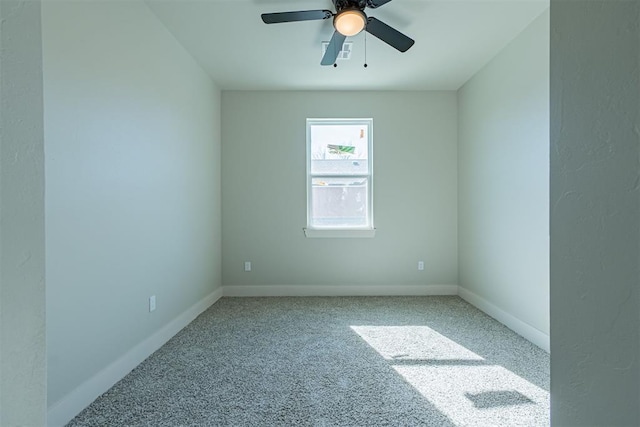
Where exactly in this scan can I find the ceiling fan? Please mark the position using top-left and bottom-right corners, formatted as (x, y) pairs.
(261, 0), (415, 66)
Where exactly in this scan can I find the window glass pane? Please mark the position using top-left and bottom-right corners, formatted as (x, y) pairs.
(310, 177), (369, 228)
(310, 124), (369, 175)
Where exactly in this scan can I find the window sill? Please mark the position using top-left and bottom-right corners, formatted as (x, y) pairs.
(303, 228), (376, 238)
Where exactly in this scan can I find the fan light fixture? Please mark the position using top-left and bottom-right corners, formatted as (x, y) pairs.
(334, 9), (366, 36)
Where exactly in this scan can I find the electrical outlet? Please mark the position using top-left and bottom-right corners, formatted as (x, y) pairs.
(418, 261), (424, 271)
(149, 295), (156, 312)
(244, 261), (251, 272)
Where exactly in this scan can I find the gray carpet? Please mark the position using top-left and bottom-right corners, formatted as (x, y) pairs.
(67, 296), (549, 426)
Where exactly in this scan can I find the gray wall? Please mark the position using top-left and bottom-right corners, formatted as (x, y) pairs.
(42, 0), (222, 409)
(550, 0), (640, 425)
(0, 1), (47, 425)
(458, 10), (550, 344)
(222, 91), (457, 291)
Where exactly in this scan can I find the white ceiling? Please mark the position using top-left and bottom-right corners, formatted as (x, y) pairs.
(145, 0), (548, 91)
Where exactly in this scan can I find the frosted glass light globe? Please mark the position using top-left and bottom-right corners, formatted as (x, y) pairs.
(334, 10), (366, 37)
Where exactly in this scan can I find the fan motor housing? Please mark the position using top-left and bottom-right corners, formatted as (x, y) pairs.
(334, 0), (367, 12)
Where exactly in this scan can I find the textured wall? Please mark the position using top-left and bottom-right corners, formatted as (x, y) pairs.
(458, 10), (550, 341)
(222, 91), (458, 290)
(550, 0), (640, 425)
(42, 0), (222, 409)
(0, 0), (47, 425)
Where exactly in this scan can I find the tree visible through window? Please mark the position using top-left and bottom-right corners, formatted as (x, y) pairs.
(306, 118), (373, 232)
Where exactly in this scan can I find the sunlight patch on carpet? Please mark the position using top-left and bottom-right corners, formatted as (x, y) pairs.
(350, 325), (549, 427)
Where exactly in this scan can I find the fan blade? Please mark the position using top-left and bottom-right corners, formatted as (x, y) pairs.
(261, 10), (333, 24)
(365, 17), (414, 52)
(321, 31), (347, 66)
(367, 0), (393, 9)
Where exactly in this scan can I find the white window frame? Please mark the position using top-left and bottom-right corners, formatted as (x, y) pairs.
(304, 118), (375, 238)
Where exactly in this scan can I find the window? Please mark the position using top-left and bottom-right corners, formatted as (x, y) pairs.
(305, 118), (374, 238)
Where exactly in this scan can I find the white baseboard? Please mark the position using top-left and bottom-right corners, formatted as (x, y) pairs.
(457, 286), (550, 353)
(222, 284), (459, 297)
(47, 287), (224, 427)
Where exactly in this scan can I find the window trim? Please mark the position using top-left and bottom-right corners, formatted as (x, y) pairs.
(305, 118), (375, 238)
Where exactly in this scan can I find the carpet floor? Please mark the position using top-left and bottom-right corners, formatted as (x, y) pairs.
(67, 296), (549, 426)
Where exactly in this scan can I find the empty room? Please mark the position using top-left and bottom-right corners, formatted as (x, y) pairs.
(1, 0), (638, 426)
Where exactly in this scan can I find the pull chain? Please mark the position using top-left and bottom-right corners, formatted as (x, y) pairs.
(364, 31), (368, 68)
